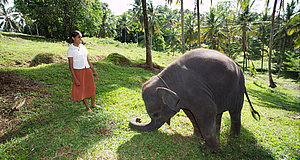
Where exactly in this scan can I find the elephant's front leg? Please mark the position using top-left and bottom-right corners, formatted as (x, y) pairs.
(193, 101), (218, 151)
(183, 109), (203, 138)
(216, 113), (223, 132)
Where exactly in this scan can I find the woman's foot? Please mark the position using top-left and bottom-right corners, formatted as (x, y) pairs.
(87, 108), (93, 113)
(91, 105), (101, 108)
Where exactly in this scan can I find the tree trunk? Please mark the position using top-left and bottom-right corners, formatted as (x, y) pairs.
(277, 33), (287, 78)
(197, 0), (201, 48)
(242, 24), (246, 71)
(142, 0), (153, 69)
(36, 24), (39, 36)
(226, 19), (231, 57)
(180, 0), (185, 54)
(268, 0), (277, 88)
(261, 42), (264, 72)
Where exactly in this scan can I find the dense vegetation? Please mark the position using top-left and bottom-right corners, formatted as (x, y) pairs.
(0, 31), (299, 159)
(1, 0), (299, 79)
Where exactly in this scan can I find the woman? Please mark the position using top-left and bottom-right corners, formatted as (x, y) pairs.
(67, 30), (99, 112)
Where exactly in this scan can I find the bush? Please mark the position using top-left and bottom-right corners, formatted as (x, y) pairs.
(30, 53), (54, 67)
(105, 53), (132, 66)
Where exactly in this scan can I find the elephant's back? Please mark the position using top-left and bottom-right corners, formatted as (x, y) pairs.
(178, 48), (239, 77)
(175, 48), (245, 112)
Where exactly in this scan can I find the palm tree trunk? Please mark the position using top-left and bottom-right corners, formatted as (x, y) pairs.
(142, 0), (153, 69)
(268, 0), (277, 88)
(197, 0), (201, 48)
(180, 0), (185, 54)
(36, 24), (39, 36)
(261, 42), (264, 72)
(277, 33), (287, 78)
(242, 24), (246, 71)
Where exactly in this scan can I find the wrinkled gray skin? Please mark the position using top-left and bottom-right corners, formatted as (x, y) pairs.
(129, 48), (250, 151)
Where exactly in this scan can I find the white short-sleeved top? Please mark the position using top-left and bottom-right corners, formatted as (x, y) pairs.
(67, 44), (90, 69)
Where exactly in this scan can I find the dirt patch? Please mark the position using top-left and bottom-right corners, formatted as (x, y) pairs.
(90, 55), (106, 62)
(0, 71), (43, 141)
(132, 63), (164, 73)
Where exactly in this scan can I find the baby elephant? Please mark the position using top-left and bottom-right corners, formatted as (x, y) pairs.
(129, 48), (260, 151)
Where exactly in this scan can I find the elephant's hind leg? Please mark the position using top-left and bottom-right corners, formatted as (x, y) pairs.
(229, 110), (241, 137)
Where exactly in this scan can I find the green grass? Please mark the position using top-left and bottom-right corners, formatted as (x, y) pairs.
(0, 32), (299, 159)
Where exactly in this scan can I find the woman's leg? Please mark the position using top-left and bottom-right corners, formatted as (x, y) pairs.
(91, 95), (96, 107)
(91, 95), (100, 107)
(83, 98), (93, 112)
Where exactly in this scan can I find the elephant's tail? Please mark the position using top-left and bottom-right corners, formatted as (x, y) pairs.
(245, 88), (261, 120)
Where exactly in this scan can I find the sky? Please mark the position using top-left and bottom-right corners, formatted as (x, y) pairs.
(6, 0), (298, 15)
(98, 0), (284, 15)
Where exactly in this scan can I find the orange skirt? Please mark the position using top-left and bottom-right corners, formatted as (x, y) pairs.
(72, 68), (96, 101)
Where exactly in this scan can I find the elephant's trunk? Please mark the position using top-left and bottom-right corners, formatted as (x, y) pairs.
(129, 118), (164, 131)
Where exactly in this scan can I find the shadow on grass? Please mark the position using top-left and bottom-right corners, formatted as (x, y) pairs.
(0, 61), (152, 159)
(1, 31), (60, 43)
(117, 117), (274, 159)
(247, 86), (300, 112)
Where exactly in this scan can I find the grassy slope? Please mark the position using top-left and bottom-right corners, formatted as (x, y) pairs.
(0, 32), (299, 159)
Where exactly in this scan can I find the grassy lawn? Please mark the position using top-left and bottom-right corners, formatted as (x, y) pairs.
(0, 32), (299, 159)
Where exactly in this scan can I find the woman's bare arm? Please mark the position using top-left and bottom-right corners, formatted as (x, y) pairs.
(68, 57), (80, 86)
(87, 57), (99, 79)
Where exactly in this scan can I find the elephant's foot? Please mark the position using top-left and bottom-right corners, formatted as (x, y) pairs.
(230, 126), (240, 137)
(203, 142), (219, 152)
(203, 136), (219, 152)
(194, 127), (203, 138)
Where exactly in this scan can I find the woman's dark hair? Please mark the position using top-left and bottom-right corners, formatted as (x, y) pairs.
(71, 30), (81, 38)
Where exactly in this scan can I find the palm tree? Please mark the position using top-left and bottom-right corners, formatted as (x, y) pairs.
(118, 13), (131, 43)
(142, 0), (153, 69)
(195, 0), (202, 48)
(132, 0), (143, 44)
(165, 25), (180, 55)
(276, 0), (297, 78)
(267, 0), (278, 88)
(202, 7), (224, 50)
(257, 11), (269, 72)
(185, 13), (196, 50)
(98, 10), (116, 38)
(0, 6), (20, 32)
(148, 1), (162, 49)
(0, 0), (8, 8)
(237, 0), (256, 71)
(167, 0), (185, 54)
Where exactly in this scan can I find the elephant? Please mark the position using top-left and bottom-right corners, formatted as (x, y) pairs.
(129, 48), (260, 151)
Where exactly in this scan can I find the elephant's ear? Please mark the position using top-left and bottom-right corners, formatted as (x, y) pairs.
(156, 87), (180, 112)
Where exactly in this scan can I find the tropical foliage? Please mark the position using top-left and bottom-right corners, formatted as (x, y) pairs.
(1, 0), (299, 83)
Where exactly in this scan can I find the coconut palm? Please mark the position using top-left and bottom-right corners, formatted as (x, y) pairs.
(237, 0), (256, 71)
(98, 10), (116, 38)
(131, 0), (143, 43)
(185, 13), (197, 50)
(0, 0), (8, 8)
(148, 1), (162, 48)
(118, 13), (131, 43)
(202, 7), (225, 50)
(195, 0), (202, 48)
(165, 25), (180, 55)
(276, 0), (297, 78)
(166, 0), (185, 54)
(267, 0), (278, 88)
(142, 0), (152, 69)
(0, 6), (20, 32)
